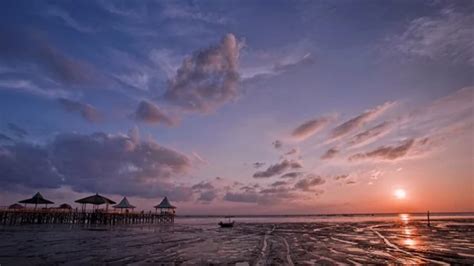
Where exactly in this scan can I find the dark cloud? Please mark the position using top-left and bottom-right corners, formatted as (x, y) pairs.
(0, 133), (13, 142)
(349, 139), (415, 161)
(270, 181), (287, 187)
(346, 180), (356, 185)
(330, 102), (395, 139)
(192, 181), (215, 190)
(58, 98), (100, 122)
(334, 174), (349, 180)
(134, 100), (176, 126)
(0, 130), (193, 200)
(0, 143), (63, 189)
(163, 33), (241, 113)
(197, 190), (217, 202)
(253, 162), (265, 168)
(253, 159), (302, 178)
(284, 148), (298, 156)
(347, 121), (393, 146)
(294, 174), (326, 192)
(292, 117), (330, 140)
(272, 140), (283, 149)
(321, 148), (338, 160)
(0, 27), (98, 86)
(280, 172), (304, 179)
(223, 192), (259, 203)
(7, 123), (28, 138)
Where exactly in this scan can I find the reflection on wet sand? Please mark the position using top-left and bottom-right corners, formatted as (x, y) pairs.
(0, 218), (473, 264)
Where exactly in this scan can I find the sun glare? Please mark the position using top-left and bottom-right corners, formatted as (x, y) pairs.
(394, 189), (406, 199)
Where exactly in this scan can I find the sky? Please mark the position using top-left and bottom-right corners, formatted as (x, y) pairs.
(0, 0), (473, 215)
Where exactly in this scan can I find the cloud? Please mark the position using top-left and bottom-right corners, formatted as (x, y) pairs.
(241, 53), (315, 83)
(334, 174), (349, 180)
(280, 172), (304, 179)
(294, 174), (326, 192)
(197, 190), (218, 202)
(223, 192), (259, 203)
(284, 148), (299, 156)
(0, 133), (13, 142)
(272, 140), (283, 149)
(253, 159), (302, 178)
(391, 8), (474, 65)
(253, 162), (265, 168)
(329, 101), (395, 140)
(134, 100), (176, 126)
(270, 181), (287, 187)
(321, 147), (339, 160)
(163, 33), (242, 113)
(0, 130), (194, 200)
(347, 121), (393, 147)
(47, 7), (96, 33)
(7, 123), (28, 138)
(349, 139), (415, 161)
(0, 27), (99, 86)
(192, 181), (214, 190)
(192, 181), (218, 203)
(291, 117), (330, 140)
(58, 98), (100, 122)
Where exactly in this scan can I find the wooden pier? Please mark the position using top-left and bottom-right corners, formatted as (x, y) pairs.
(0, 209), (175, 226)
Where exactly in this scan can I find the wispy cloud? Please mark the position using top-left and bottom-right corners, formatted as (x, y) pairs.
(291, 116), (331, 141)
(329, 101), (395, 140)
(253, 159), (302, 178)
(390, 8), (474, 65)
(58, 98), (100, 123)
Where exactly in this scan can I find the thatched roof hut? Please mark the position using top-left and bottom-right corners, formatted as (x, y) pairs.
(113, 197), (135, 210)
(75, 193), (115, 211)
(18, 192), (54, 208)
(154, 197), (176, 214)
(75, 193), (116, 205)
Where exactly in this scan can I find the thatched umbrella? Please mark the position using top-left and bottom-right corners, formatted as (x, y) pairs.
(75, 193), (116, 212)
(18, 192), (54, 209)
(113, 197), (136, 213)
(154, 197), (176, 214)
(8, 203), (25, 210)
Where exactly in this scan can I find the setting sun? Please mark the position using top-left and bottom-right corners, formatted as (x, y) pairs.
(394, 189), (407, 199)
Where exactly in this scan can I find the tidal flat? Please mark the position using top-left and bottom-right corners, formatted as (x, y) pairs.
(0, 217), (473, 265)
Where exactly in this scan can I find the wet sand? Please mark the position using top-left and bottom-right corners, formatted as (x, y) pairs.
(0, 218), (473, 265)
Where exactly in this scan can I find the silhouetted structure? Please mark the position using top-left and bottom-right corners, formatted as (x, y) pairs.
(154, 197), (176, 215)
(75, 193), (116, 212)
(113, 197), (136, 213)
(18, 192), (54, 209)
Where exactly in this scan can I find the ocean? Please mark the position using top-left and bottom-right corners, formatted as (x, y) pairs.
(0, 213), (473, 264)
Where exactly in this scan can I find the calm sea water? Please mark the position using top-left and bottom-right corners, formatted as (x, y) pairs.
(175, 212), (474, 225)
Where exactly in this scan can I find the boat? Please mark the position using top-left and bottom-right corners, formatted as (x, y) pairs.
(218, 216), (235, 228)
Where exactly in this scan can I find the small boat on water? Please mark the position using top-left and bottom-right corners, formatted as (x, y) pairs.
(219, 216), (235, 228)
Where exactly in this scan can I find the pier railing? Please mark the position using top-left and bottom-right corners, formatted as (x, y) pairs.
(0, 209), (175, 225)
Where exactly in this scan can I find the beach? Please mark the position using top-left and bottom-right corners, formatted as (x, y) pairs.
(0, 215), (473, 265)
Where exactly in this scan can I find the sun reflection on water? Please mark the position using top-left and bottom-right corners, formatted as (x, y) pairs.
(399, 213), (410, 224)
(399, 214), (418, 248)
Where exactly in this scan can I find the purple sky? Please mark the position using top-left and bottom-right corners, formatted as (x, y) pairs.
(0, 0), (473, 214)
